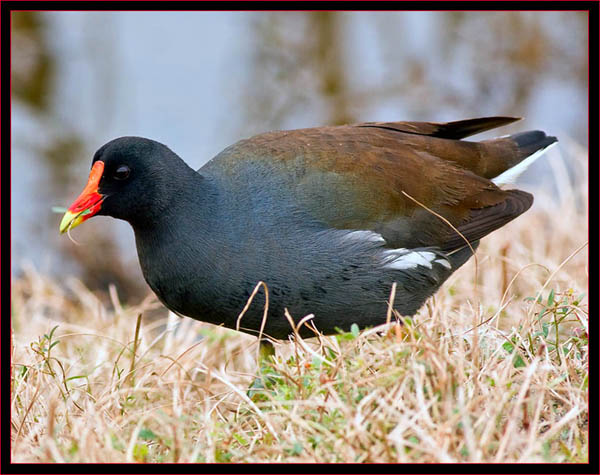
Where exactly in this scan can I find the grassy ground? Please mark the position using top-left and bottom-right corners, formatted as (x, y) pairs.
(11, 144), (588, 463)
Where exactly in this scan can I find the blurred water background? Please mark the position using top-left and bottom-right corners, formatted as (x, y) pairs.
(11, 11), (588, 303)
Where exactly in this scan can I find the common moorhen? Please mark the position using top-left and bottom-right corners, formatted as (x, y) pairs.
(60, 117), (557, 339)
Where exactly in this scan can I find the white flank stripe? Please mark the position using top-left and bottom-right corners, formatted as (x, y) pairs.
(383, 249), (437, 270)
(342, 230), (386, 243)
(434, 258), (452, 269)
(492, 141), (558, 186)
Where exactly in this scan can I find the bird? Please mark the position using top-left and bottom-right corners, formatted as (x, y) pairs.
(59, 116), (557, 341)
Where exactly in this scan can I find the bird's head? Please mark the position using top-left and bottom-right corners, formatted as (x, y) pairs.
(59, 136), (186, 233)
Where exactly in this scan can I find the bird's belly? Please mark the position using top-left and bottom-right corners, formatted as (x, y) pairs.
(135, 224), (464, 339)
(142, 255), (392, 338)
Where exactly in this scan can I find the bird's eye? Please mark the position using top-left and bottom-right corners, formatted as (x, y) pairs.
(114, 165), (130, 180)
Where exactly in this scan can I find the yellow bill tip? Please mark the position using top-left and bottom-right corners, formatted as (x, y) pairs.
(59, 210), (83, 234)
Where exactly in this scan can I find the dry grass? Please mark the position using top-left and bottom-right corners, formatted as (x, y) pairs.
(10, 143), (588, 463)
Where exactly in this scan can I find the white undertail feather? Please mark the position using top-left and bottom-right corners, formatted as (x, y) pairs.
(491, 141), (558, 186)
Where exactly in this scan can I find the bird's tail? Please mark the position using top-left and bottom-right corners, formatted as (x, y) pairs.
(489, 131), (558, 185)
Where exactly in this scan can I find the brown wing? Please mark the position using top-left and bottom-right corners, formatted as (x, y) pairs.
(438, 189), (533, 251)
(209, 117), (536, 251)
(357, 116), (520, 140)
